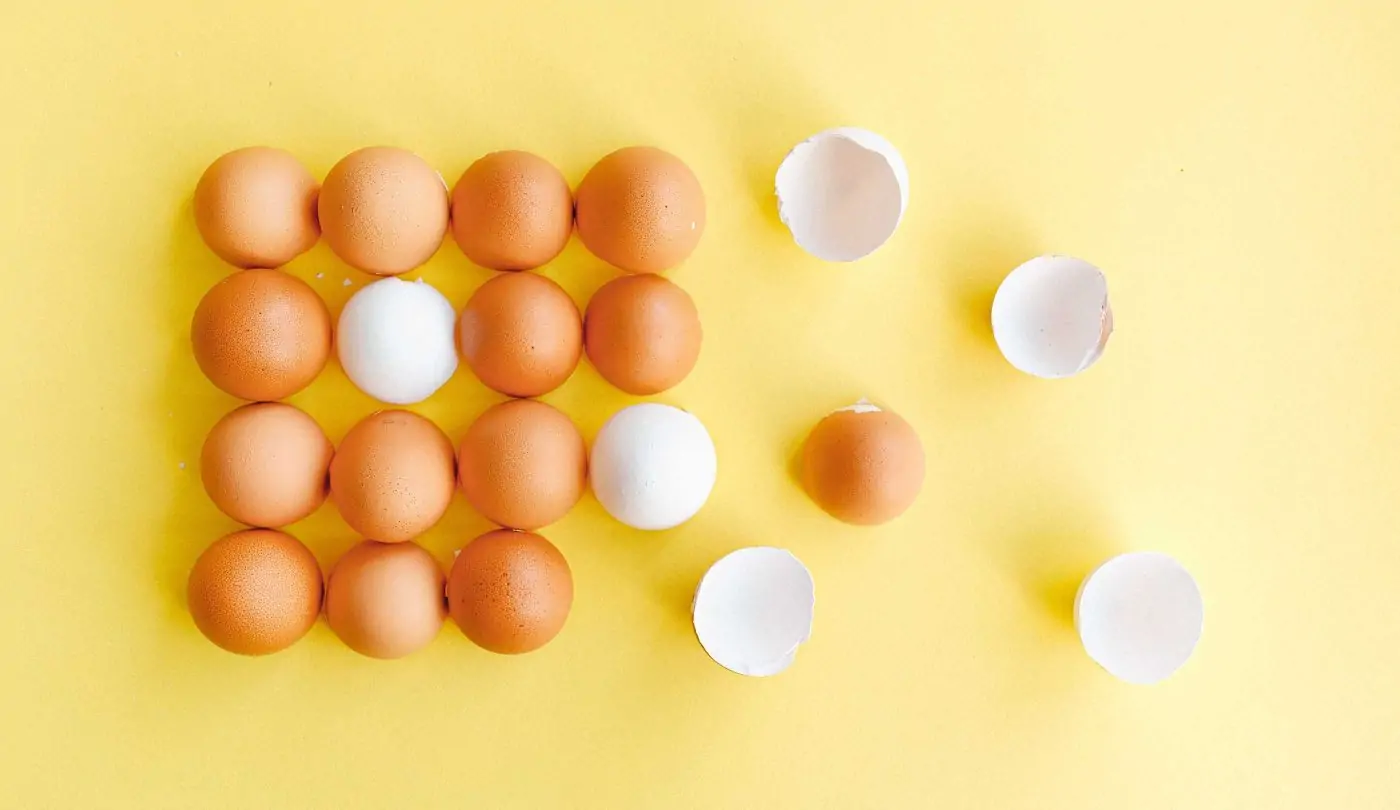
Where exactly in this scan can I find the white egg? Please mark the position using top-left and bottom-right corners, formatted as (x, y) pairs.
(589, 403), (717, 530)
(1075, 551), (1203, 685)
(692, 547), (814, 677)
(774, 127), (909, 262)
(990, 255), (1113, 378)
(337, 277), (458, 405)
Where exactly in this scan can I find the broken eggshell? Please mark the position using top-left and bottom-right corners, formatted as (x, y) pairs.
(990, 255), (1113, 378)
(774, 128), (909, 262)
(692, 547), (815, 677)
(1075, 551), (1203, 685)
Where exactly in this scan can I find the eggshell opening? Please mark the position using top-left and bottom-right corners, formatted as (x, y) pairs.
(692, 547), (814, 677)
(589, 403), (717, 531)
(834, 398), (882, 414)
(1074, 551), (1203, 685)
(774, 128), (909, 262)
(990, 255), (1113, 378)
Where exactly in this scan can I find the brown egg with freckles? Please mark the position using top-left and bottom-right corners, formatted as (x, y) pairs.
(201, 402), (333, 528)
(451, 151), (572, 271)
(574, 146), (705, 273)
(318, 147), (449, 276)
(187, 529), (323, 655)
(193, 146), (320, 269)
(800, 404), (925, 526)
(329, 410), (456, 543)
(584, 274), (701, 395)
(447, 529), (573, 654)
(325, 540), (446, 659)
(457, 272), (582, 397)
(191, 269), (332, 401)
(458, 399), (587, 530)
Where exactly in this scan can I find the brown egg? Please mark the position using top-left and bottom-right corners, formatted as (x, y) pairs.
(584, 274), (702, 394)
(325, 540), (446, 659)
(187, 529), (323, 655)
(191, 269), (332, 401)
(201, 402), (332, 528)
(330, 410), (456, 543)
(447, 529), (573, 654)
(318, 147), (449, 276)
(457, 272), (582, 397)
(574, 146), (705, 273)
(458, 400), (586, 530)
(800, 405), (925, 526)
(451, 151), (572, 271)
(193, 147), (320, 269)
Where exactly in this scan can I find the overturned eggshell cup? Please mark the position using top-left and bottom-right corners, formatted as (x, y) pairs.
(775, 128), (909, 262)
(990, 255), (1113, 378)
(1075, 551), (1203, 685)
(692, 547), (815, 677)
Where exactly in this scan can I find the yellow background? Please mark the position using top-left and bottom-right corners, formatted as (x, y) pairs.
(2, 0), (1398, 807)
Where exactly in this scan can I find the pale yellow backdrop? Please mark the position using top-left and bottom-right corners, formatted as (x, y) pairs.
(2, 1), (1398, 808)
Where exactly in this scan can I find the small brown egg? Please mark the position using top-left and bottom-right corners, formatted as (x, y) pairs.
(451, 151), (572, 271)
(574, 146), (705, 273)
(447, 529), (573, 654)
(458, 400), (586, 530)
(330, 410), (455, 543)
(799, 404), (925, 526)
(325, 540), (446, 659)
(191, 269), (332, 401)
(318, 147), (449, 276)
(187, 529), (323, 655)
(201, 402), (332, 528)
(193, 147), (320, 269)
(457, 272), (582, 397)
(584, 274), (701, 394)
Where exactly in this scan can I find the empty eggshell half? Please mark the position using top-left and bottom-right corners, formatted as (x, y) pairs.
(774, 128), (909, 262)
(990, 255), (1113, 378)
(1075, 551), (1203, 685)
(692, 547), (814, 677)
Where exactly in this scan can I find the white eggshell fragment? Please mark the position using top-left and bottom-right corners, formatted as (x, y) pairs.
(774, 128), (909, 262)
(337, 277), (458, 404)
(990, 255), (1113, 378)
(589, 403), (717, 531)
(692, 547), (815, 677)
(1075, 551), (1203, 685)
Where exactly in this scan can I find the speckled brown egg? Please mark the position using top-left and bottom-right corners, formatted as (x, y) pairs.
(457, 272), (582, 397)
(451, 151), (572, 271)
(584, 274), (701, 395)
(329, 410), (455, 543)
(193, 147), (320, 269)
(191, 269), (332, 401)
(187, 529), (323, 655)
(325, 540), (445, 659)
(574, 146), (705, 273)
(458, 399), (586, 530)
(800, 404), (925, 526)
(447, 529), (573, 654)
(318, 147), (449, 276)
(201, 402), (332, 528)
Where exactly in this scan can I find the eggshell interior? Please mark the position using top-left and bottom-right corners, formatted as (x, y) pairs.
(990, 255), (1112, 379)
(589, 403), (716, 531)
(337, 277), (459, 405)
(692, 547), (814, 677)
(1075, 551), (1203, 685)
(774, 128), (909, 262)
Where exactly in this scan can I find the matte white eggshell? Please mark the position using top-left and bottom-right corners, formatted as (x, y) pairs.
(990, 255), (1113, 378)
(589, 403), (717, 531)
(1075, 551), (1203, 685)
(692, 547), (815, 677)
(337, 277), (458, 405)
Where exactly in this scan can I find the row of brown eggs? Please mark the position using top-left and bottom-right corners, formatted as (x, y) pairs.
(190, 266), (702, 403)
(188, 528), (570, 659)
(194, 145), (705, 276)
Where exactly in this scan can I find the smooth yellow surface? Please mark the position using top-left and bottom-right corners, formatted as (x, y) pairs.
(3, 1), (1399, 807)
